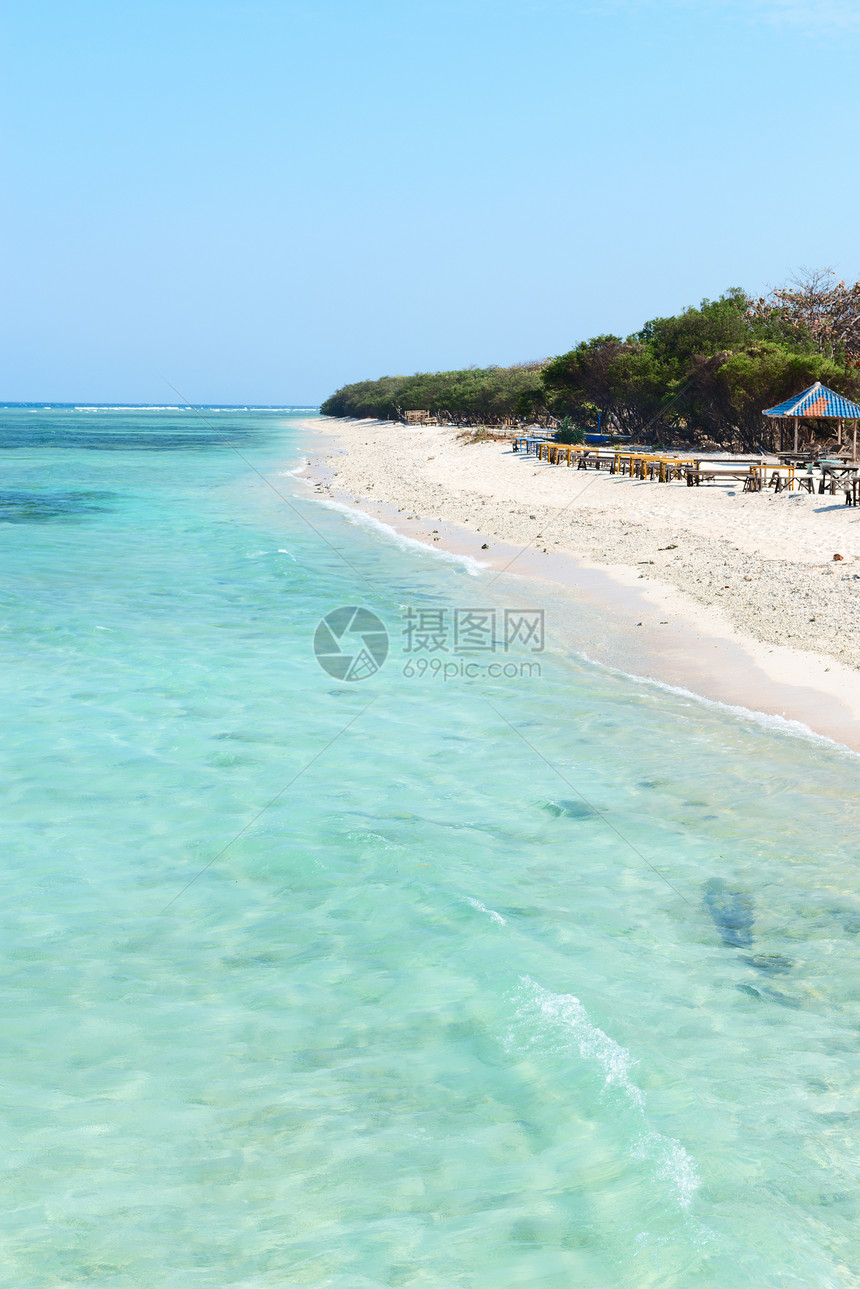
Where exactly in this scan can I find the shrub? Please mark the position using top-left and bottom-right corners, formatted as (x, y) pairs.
(554, 416), (585, 445)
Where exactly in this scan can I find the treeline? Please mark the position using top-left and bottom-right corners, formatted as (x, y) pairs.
(319, 362), (546, 426)
(320, 273), (860, 451)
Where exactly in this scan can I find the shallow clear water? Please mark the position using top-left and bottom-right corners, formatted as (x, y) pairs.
(2, 405), (860, 1287)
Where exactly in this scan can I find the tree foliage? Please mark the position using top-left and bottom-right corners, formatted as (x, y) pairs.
(554, 416), (584, 445)
(320, 273), (860, 450)
(683, 344), (852, 452)
(748, 268), (860, 363)
(320, 364), (546, 425)
(542, 335), (675, 438)
(542, 284), (860, 450)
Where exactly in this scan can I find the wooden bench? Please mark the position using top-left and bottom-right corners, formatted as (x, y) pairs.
(686, 469), (754, 487)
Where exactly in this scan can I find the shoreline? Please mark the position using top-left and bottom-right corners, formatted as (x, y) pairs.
(291, 416), (860, 752)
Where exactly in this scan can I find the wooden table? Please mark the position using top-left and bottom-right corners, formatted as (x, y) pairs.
(686, 467), (754, 487)
(820, 463), (860, 498)
(513, 436), (551, 455)
(539, 444), (619, 469)
(747, 464), (796, 492)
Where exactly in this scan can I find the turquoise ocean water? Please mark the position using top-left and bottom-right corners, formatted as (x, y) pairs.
(2, 405), (860, 1287)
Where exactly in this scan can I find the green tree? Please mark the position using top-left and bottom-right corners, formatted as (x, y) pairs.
(632, 290), (757, 371)
(541, 336), (677, 438)
(687, 343), (860, 451)
(320, 364), (547, 425)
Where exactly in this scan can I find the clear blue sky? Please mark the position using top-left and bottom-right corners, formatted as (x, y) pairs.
(3, 0), (860, 403)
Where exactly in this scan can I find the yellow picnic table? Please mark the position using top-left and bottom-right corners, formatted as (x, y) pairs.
(747, 463), (796, 492)
(535, 446), (699, 483)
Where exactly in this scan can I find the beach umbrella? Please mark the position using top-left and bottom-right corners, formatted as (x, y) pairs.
(763, 381), (860, 456)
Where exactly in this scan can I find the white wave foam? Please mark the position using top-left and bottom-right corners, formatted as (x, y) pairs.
(72, 405), (184, 412)
(278, 461), (310, 480)
(314, 498), (487, 576)
(511, 976), (701, 1210)
(632, 1131), (701, 1211)
(575, 652), (859, 758)
(199, 406), (315, 412)
(516, 976), (644, 1107)
(466, 897), (506, 925)
(244, 549), (296, 561)
(65, 405), (308, 414)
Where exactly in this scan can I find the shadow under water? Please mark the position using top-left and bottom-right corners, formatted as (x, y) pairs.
(703, 878), (755, 949)
(0, 490), (117, 523)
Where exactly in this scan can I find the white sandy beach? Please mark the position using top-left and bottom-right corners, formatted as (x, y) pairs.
(297, 416), (860, 748)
